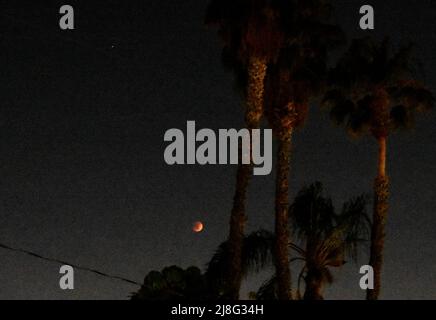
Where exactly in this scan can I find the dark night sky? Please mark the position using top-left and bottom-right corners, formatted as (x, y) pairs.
(0, 0), (435, 300)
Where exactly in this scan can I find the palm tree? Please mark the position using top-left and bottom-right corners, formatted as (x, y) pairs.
(290, 183), (370, 299)
(252, 183), (369, 300)
(205, 0), (284, 299)
(263, 0), (344, 299)
(323, 37), (434, 299)
(209, 183), (369, 300)
(264, 50), (312, 300)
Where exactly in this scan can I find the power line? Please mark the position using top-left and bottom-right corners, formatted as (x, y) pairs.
(0, 10), (146, 289)
(0, 242), (142, 287)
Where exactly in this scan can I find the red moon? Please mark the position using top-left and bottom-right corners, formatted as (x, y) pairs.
(192, 221), (204, 233)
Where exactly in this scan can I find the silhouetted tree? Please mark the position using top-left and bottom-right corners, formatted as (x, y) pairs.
(131, 266), (213, 300)
(205, 0), (284, 299)
(264, 0), (344, 299)
(207, 0), (344, 300)
(323, 38), (434, 299)
(205, 230), (274, 298)
(133, 231), (275, 300)
(290, 182), (370, 299)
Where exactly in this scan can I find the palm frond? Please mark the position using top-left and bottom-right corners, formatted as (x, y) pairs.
(393, 83), (434, 113)
(290, 182), (336, 242)
(242, 229), (275, 274)
(289, 242), (306, 256)
(337, 195), (371, 262)
(297, 265), (307, 299)
(256, 275), (278, 300)
(205, 241), (229, 291)
(205, 229), (274, 287)
(322, 89), (355, 125)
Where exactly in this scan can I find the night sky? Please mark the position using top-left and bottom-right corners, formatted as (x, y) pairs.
(0, 0), (435, 300)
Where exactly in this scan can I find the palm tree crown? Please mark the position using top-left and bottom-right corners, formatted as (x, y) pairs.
(205, 0), (284, 65)
(323, 37), (434, 139)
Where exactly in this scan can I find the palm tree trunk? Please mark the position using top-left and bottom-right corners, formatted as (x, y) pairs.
(224, 56), (267, 300)
(367, 136), (389, 300)
(274, 128), (293, 300)
(303, 269), (324, 300)
(377, 135), (387, 178)
(225, 162), (252, 299)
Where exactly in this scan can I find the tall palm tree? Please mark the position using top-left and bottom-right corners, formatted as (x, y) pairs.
(264, 0), (344, 299)
(323, 37), (434, 299)
(205, 0), (284, 299)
